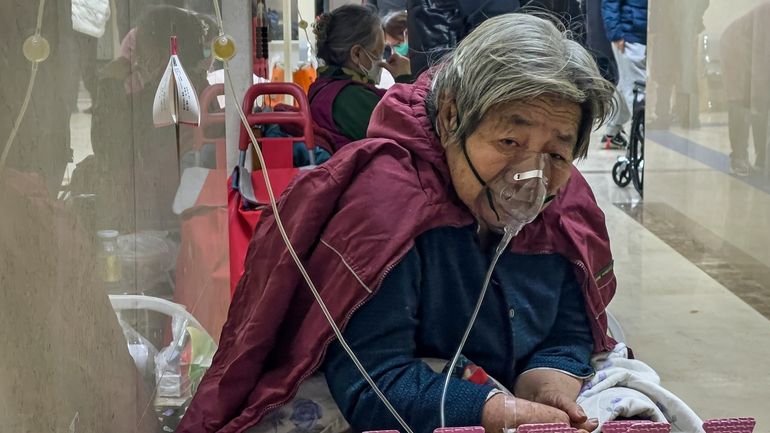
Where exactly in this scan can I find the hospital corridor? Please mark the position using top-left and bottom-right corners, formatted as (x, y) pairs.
(1, 1), (769, 433)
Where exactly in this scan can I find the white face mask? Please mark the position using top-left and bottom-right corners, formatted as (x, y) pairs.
(358, 47), (383, 84)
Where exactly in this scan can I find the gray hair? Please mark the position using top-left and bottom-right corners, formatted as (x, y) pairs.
(428, 13), (615, 159)
(313, 4), (381, 67)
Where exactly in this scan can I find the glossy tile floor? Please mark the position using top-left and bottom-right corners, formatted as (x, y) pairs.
(578, 126), (770, 430)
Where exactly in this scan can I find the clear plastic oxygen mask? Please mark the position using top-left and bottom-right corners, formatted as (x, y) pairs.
(472, 152), (550, 239)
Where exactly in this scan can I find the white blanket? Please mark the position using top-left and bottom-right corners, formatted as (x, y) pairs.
(578, 344), (704, 433)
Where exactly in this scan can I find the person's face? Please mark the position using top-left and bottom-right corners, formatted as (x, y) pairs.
(384, 32), (405, 47)
(349, 26), (385, 71)
(441, 96), (582, 228)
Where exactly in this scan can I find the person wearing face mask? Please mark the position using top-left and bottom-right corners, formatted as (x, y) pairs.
(383, 10), (409, 58)
(180, 13), (621, 433)
(308, 5), (412, 151)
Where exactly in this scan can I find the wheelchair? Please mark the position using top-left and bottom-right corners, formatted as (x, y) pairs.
(612, 81), (646, 197)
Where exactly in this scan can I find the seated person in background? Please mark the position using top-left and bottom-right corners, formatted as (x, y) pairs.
(308, 5), (411, 151)
(179, 13), (617, 433)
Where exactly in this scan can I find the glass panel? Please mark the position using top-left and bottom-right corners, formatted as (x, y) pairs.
(1, 1), (230, 431)
(646, 0), (770, 422)
(648, 0), (770, 269)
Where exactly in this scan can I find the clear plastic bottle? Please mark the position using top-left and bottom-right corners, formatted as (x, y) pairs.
(97, 230), (122, 292)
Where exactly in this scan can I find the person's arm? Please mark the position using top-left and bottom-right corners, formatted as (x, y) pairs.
(324, 248), (575, 433)
(514, 263), (597, 431)
(601, 0), (624, 44)
(331, 85), (382, 141)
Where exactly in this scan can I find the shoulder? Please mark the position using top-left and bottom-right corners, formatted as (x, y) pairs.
(336, 82), (381, 104)
(325, 139), (426, 199)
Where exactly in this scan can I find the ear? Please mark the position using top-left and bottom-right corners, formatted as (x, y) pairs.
(349, 44), (362, 64)
(437, 94), (459, 143)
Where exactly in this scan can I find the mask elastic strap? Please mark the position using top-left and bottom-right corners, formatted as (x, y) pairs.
(461, 141), (503, 221)
(485, 188), (501, 221)
(461, 141), (487, 186)
(357, 46), (374, 76)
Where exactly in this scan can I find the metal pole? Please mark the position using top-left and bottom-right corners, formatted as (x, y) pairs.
(283, 0), (293, 103)
(223, 0), (253, 172)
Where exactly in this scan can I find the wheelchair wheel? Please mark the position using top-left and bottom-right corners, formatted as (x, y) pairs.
(612, 160), (632, 187)
(630, 109), (645, 196)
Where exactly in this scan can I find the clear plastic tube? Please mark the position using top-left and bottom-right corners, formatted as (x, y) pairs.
(208, 5), (415, 433)
(440, 228), (516, 427)
(224, 64), (414, 433)
(504, 395), (517, 433)
(0, 0), (45, 177)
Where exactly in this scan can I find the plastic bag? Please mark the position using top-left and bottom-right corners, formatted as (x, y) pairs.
(154, 310), (217, 399)
(117, 231), (178, 290)
(116, 315), (158, 382)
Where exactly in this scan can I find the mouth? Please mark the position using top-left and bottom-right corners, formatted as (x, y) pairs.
(476, 188), (546, 233)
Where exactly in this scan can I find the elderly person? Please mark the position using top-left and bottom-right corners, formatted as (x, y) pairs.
(309, 5), (411, 151)
(178, 13), (616, 433)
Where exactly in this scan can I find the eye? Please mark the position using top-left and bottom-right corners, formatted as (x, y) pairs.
(550, 153), (567, 162)
(500, 139), (520, 147)
(549, 153), (573, 167)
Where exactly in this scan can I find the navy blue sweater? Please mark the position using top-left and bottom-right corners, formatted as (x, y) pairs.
(323, 225), (594, 433)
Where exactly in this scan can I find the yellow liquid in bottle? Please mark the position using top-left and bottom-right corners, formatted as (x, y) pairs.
(212, 35), (236, 61)
(102, 254), (122, 283)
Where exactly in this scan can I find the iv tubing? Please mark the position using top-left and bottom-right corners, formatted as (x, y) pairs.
(440, 227), (516, 427)
(211, 4), (414, 432)
(0, 0), (46, 177)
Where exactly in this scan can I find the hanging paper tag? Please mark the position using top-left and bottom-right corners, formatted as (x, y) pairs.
(153, 56), (176, 127)
(172, 54), (201, 126)
(153, 36), (201, 127)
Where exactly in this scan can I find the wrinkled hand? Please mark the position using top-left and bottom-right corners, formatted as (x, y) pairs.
(613, 39), (626, 54)
(482, 394), (570, 432)
(532, 391), (598, 432)
(383, 52), (411, 78)
(514, 396), (573, 426)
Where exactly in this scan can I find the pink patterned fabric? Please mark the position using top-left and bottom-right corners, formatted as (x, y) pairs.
(517, 423), (575, 433)
(703, 417), (756, 433)
(603, 420), (652, 433)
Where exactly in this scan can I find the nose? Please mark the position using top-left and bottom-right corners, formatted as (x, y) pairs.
(506, 152), (552, 182)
